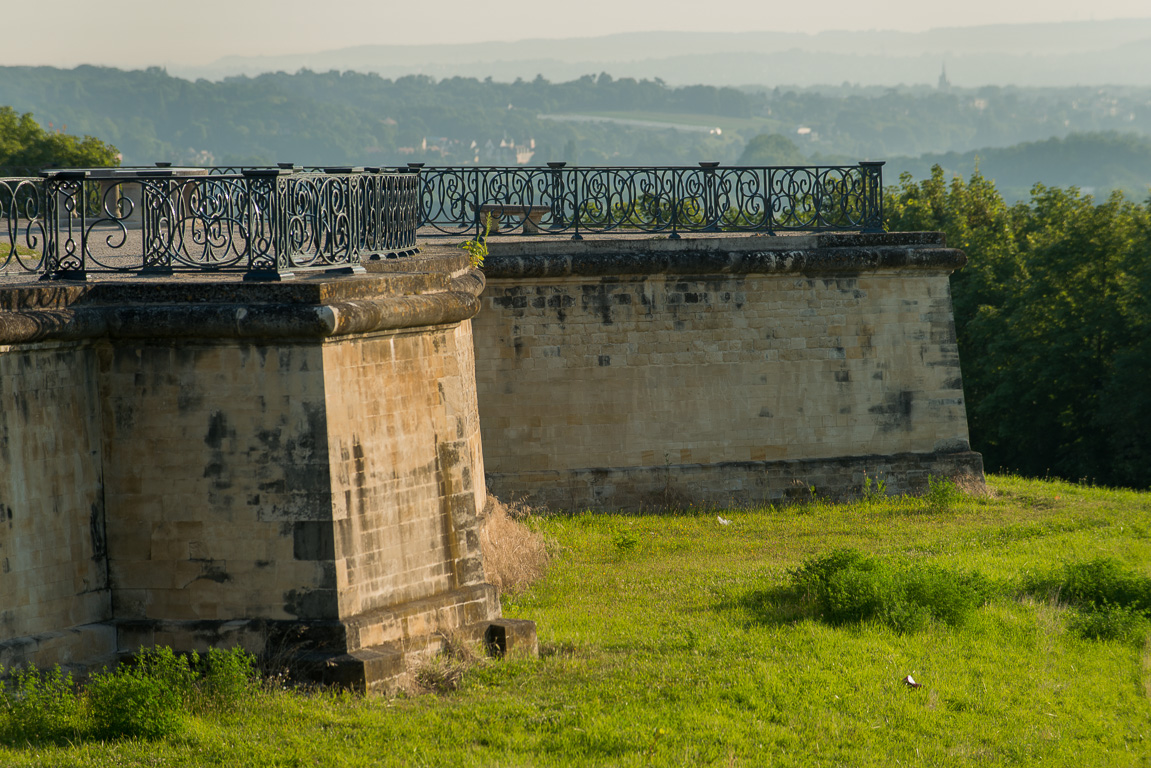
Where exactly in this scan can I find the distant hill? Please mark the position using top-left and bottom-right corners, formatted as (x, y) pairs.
(3, 65), (1151, 178)
(172, 20), (1151, 87)
(887, 132), (1151, 202)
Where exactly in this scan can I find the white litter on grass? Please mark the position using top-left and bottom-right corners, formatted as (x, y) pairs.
(717, 516), (731, 525)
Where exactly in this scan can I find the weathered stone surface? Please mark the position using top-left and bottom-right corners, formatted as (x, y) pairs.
(0, 251), (529, 684)
(473, 231), (982, 509)
(0, 341), (110, 670)
(0, 266), (483, 345)
(487, 451), (985, 511)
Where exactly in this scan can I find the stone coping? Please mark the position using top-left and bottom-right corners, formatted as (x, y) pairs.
(479, 231), (963, 279)
(0, 250), (484, 344)
(483, 230), (944, 255)
(0, 232), (957, 343)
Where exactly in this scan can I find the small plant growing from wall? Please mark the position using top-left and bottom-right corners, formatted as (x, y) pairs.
(458, 213), (494, 268)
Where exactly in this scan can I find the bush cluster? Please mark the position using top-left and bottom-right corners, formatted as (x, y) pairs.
(1023, 558), (1151, 642)
(790, 548), (995, 633)
(0, 646), (256, 745)
(788, 548), (1151, 643)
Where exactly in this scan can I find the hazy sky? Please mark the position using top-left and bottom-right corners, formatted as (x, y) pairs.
(5, 0), (1151, 69)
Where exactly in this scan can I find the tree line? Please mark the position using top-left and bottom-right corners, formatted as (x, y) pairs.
(4, 66), (1151, 172)
(887, 167), (1151, 489)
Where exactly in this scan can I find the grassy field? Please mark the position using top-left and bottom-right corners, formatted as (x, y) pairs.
(3, 475), (1151, 766)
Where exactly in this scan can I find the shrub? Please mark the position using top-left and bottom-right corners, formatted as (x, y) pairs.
(1, 646), (262, 746)
(1022, 558), (1151, 643)
(925, 475), (965, 509)
(0, 664), (84, 745)
(196, 647), (257, 713)
(1023, 557), (1151, 613)
(1068, 603), (1150, 644)
(86, 646), (197, 740)
(790, 548), (993, 632)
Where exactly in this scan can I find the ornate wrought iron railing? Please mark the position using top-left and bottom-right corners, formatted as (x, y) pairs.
(413, 162), (884, 239)
(1, 166), (419, 281)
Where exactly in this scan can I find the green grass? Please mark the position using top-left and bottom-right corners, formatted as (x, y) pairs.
(2, 243), (42, 266)
(3, 475), (1151, 766)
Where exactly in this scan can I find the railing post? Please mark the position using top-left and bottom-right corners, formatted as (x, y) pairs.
(859, 161), (885, 233)
(407, 169), (419, 255)
(764, 167), (775, 236)
(241, 166), (295, 281)
(547, 161), (566, 230)
(407, 163), (426, 229)
(472, 166), (482, 240)
(40, 170), (88, 281)
(570, 166), (582, 241)
(137, 168), (177, 276)
(275, 171), (292, 277)
(699, 162), (720, 233)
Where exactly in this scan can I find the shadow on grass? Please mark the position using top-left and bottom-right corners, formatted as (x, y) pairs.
(716, 585), (812, 629)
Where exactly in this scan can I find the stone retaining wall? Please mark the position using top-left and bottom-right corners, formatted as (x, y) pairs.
(473, 232), (983, 510)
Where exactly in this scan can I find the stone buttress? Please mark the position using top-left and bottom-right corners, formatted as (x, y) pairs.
(0, 251), (535, 689)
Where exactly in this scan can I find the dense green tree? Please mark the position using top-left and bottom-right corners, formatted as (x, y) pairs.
(0, 106), (119, 169)
(887, 167), (1151, 488)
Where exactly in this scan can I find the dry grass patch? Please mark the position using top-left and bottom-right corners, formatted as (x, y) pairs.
(408, 633), (487, 695)
(952, 471), (993, 498)
(480, 494), (550, 596)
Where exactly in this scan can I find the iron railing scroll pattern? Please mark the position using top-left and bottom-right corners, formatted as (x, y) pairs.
(1, 176), (49, 274)
(415, 162), (884, 239)
(1, 166), (419, 281)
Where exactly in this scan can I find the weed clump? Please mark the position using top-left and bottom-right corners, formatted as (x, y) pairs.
(410, 633), (487, 695)
(480, 494), (550, 595)
(0, 664), (84, 745)
(86, 646), (196, 739)
(1023, 558), (1151, 643)
(924, 475), (966, 509)
(1024, 557), (1151, 611)
(790, 548), (994, 633)
(1067, 604), (1149, 643)
(197, 646), (258, 712)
